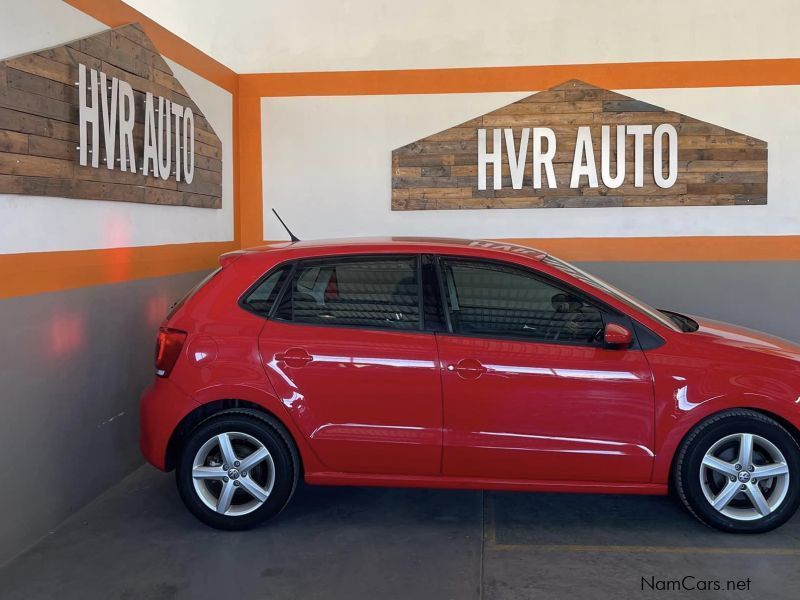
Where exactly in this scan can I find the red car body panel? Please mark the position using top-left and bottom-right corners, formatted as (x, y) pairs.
(140, 237), (800, 496)
(436, 333), (655, 483)
(258, 320), (442, 475)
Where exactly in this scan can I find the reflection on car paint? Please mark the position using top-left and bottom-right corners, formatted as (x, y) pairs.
(484, 363), (641, 381)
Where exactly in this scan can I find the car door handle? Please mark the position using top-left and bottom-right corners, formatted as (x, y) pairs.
(448, 358), (487, 380)
(275, 348), (313, 367)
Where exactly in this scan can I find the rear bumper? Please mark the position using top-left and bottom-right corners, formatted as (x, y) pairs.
(140, 377), (196, 470)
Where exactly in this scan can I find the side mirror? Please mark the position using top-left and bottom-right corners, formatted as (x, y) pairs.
(603, 323), (633, 348)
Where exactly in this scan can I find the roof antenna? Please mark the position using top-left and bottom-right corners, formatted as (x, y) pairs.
(272, 209), (300, 242)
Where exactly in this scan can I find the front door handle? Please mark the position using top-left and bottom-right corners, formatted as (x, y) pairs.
(275, 348), (313, 368)
(448, 358), (487, 380)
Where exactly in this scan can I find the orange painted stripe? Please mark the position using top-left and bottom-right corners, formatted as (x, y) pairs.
(232, 87), (242, 246)
(501, 236), (800, 262)
(62, 0), (237, 93)
(240, 58), (800, 97)
(238, 95), (264, 248)
(0, 242), (237, 300)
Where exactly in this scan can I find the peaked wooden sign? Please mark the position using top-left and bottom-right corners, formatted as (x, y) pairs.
(0, 24), (222, 208)
(392, 80), (767, 210)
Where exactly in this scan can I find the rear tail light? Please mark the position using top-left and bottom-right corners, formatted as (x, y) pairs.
(155, 328), (187, 377)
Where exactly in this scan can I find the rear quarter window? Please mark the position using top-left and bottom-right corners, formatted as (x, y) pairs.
(240, 265), (292, 316)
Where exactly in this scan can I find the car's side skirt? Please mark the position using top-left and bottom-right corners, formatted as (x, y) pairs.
(305, 472), (668, 495)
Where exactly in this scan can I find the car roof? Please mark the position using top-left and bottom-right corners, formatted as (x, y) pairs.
(232, 236), (547, 262)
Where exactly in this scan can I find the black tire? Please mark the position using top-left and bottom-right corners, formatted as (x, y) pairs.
(176, 409), (299, 530)
(674, 409), (800, 533)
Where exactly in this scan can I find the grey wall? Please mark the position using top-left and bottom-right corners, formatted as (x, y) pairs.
(576, 261), (800, 343)
(0, 271), (208, 565)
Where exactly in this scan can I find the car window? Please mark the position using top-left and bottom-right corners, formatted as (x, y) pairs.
(440, 258), (604, 344)
(274, 256), (420, 331)
(241, 265), (291, 316)
(541, 255), (680, 332)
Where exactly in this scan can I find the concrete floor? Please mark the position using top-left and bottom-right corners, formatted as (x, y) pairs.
(2, 467), (799, 600)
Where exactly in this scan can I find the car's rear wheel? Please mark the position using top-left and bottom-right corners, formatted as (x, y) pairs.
(176, 411), (298, 529)
(675, 410), (800, 533)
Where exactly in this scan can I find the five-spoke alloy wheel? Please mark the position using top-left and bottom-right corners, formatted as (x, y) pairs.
(176, 411), (298, 529)
(676, 410), (800, 533)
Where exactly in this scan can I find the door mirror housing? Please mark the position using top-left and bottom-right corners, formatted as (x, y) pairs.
(603, 323), (633, 348)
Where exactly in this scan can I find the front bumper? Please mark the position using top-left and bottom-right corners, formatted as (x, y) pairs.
(139, 377), (196, 470)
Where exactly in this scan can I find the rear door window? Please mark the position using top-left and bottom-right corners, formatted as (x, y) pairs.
(274, 255), (420, 331)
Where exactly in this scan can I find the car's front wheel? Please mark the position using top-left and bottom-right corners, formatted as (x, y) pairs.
(176, 410), (299, 529)
(675, 409), (800, 533)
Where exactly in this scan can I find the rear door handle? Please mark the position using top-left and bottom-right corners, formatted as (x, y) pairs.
(448, 358), (487, 380)
(275, 348), (313, 367)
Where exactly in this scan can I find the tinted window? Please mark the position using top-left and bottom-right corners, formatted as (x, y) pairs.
(275, 256), (420, 330)
(242, 266), (291, 316)
(441, 258), (604, 344)
(541, 255), (679, 332)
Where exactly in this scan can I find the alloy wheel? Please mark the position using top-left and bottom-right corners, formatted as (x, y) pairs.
(700, 432), (790, 521)
(191, 431), (276, 516)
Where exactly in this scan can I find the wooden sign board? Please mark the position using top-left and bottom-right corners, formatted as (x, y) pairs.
(392, 80), (767, 210)
(0, 24), (222, 208)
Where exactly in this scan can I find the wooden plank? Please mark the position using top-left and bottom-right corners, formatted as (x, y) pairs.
(0, 173), (23, 193)
(72, 179), (146, 203)
(686, 183), (768, 195)
(177, 167), (222, 193)
(182, 192), (222, 209)
(603, 100), (664, 112)
(28, 135), (73, 160)
(0, 151), (73, 178)
(5, 54), (73, 85)
(6, 68), (78, 104)
(152, 67), (189, 96)
(0, 107), (78, 141)
(20, 176), (75, 197)
(0, 86), (75, 123)
(483, 113), (595, 127)
(490, 101), (601, 116)
(0, 130), (28, 154)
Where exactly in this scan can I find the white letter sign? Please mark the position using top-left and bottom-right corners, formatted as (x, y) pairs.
(76, 63), (195, 183)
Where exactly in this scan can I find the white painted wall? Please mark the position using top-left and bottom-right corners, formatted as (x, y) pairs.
(0, 1), (234, 254)
(123, 0), (800, 73)
(0, 0), (104, 61)
(261, 87), (800, 241)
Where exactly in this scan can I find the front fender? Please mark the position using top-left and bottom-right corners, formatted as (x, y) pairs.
(652, 393), (800, 483)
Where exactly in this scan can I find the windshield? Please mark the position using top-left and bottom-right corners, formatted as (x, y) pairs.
(541, 255), (681, 332)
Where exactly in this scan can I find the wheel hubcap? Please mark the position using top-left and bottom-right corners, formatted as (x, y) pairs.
(191, 431), (275, 516)
(700, 433), (790, 521)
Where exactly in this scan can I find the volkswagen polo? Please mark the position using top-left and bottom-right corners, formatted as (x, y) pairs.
(140, 237), (800, 533)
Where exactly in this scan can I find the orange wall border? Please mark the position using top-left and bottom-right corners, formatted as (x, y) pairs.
(240, 58), (800, 98)
(501, 236), (800, 263)
(238, 95), (264, 248)
(0, 241), (237, 300)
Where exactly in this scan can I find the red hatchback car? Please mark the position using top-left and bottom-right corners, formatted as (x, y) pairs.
(141, 237), (800, 533)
